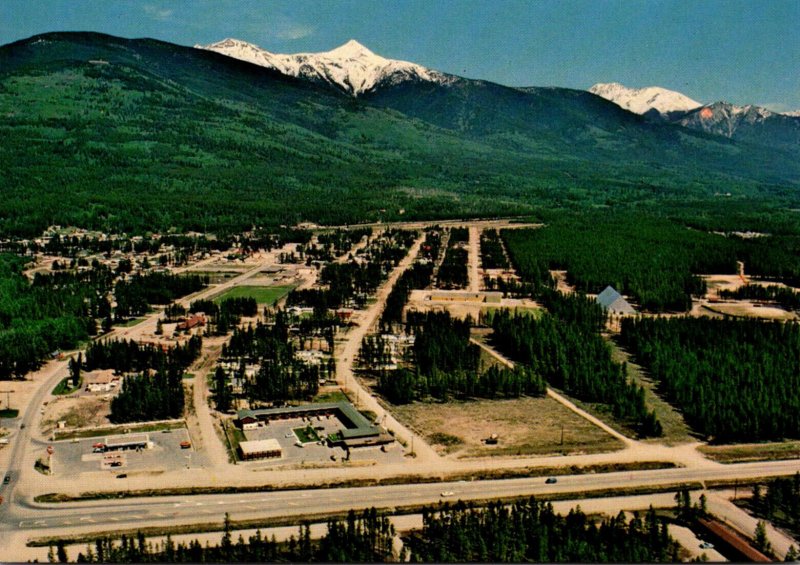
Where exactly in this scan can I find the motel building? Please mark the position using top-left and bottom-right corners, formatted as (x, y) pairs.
(238, 438), (283, 461)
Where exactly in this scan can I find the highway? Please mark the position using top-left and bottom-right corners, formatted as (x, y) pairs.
(5, 458), (800, 536)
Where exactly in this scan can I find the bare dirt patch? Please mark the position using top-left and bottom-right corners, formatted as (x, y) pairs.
(41, 395), (112, 434)
(392, 396), (624, 458)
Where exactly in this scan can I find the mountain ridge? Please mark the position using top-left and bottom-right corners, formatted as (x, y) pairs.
(588, 82), (702, 115)
(196, 37), (453, 96)
(0, 32), (798, 238)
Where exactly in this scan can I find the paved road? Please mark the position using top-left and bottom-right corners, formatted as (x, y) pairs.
(0, 247), (292, 528)
(5, 459), (800, 538)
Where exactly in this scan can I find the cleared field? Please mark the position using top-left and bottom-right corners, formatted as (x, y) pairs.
(212, 285), (294, 305)
(392, 396), (624, 458)
(701, 302), (796, 320)
(40, 395), (111, 434)
(699, 441), (800, 463)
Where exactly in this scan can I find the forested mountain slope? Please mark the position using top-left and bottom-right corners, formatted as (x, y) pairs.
(0, 32), (798, 237)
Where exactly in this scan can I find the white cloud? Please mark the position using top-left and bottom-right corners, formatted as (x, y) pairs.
(143, 4), (174, 22)
(275, 23), (315, 41)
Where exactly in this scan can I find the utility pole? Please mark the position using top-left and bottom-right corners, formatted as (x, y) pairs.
(0, 390), (13, 411)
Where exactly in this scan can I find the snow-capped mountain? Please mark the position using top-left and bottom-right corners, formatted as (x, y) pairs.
(196, 38), (451, 96)
(588, 82), (702, 115)
(673, 101), (800, 151)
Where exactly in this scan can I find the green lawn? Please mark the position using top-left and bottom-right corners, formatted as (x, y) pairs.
(312, 390), (349, 404)
(293, 426), (321, 444)
(213, 285), (294, 305)
(52, 377), (81, 395)
(119, 316), (149, 328)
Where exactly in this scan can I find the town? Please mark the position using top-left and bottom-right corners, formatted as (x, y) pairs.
(1, 217), (799, 562)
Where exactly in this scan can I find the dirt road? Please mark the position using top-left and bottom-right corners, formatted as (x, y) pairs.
(334, 233), (440, 463)
(468, 226), (480, 292)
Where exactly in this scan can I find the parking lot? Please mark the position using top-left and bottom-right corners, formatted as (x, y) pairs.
(243, 415), (406, 466)
(51, 427), (197, 476)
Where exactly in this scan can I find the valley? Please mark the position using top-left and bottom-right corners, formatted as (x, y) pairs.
(1, 20), (799, 564)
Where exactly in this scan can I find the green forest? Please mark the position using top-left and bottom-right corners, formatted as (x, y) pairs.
(749, 474), (800, 540)
(501, 213), (800, 312)
(61, 509), (396, 563)
(0, 254), (107, 378)
(368, 311), (546, 404)
(619, 316), (800, 442)
(408, 498), (679, 562)
(489, 293), (662, 437)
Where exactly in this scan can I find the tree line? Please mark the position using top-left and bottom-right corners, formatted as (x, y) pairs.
(115, 272), (207, 319)
(189, 297), (257, 335)
(480, 228), (509, 269)
(380, 228), (442, 330)
(719, 284), (800, 311)
(0, 254), (110, 379)
(750, 473), (800, 542)
(372, 311), (546, 404)
(407, 498), (679, 562)
(61, 509), (395, 563)
(619, 316), (800, 442)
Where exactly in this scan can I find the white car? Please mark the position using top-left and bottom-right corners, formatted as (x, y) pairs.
(440, 491), (454, 497)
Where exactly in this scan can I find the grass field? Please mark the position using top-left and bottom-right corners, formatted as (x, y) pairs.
(392, 396), (624, 458)
(293, 426), (321, 444)
(52, 377), (81, 396)
(213, 285), (294, 305)
(606, 338), (694, 444)
(311, 390), (349, 404)
(119, 316), (148, 328)
(699, 440), (800, 463)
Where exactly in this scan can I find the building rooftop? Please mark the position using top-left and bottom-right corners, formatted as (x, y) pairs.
(105, 433), (149, 447)
(238, 402), (380, 438)
(239, 438), (282, 455)
(596, 285), (636, 315)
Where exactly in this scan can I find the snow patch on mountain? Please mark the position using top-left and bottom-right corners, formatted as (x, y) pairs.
(196, 38), (451, 96)
(588, 82), (702, 115)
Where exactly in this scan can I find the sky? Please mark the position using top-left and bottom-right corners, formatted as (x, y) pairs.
(1, 0), (798, 111)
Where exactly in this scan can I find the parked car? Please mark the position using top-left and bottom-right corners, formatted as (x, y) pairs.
(545, 477), (558, 484)
(180, 441), (191, 449)
(440, 491), (454, 497)
(699, 542), (715, 550)
(116, 473), (127, 479)
(3, 474), (11, 484)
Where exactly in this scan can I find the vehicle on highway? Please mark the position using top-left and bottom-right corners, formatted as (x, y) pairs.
(116, 473), (127, 479)
(699, 542), (715, 550)
(545, 477), (558, 484)
(440, 491), (454, 497)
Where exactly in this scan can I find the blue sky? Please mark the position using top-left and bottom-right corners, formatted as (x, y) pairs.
(1, 0), (798, 110)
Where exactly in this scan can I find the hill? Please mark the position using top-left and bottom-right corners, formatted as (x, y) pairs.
(0, 32), (798, 238)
